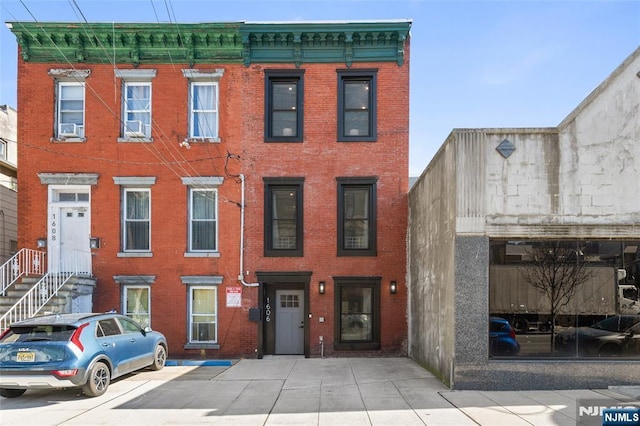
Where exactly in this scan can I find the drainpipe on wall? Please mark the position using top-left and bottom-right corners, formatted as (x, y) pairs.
(238, 174), (259, 288)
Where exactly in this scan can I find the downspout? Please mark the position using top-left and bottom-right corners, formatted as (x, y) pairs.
(238, 174), (259, 287)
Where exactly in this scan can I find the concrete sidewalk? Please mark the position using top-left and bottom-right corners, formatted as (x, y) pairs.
(0, 357), (638, 425)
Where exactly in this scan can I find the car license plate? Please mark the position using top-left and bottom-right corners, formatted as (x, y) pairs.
(16, 352), (35, 362)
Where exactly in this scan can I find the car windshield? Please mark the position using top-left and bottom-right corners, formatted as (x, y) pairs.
(2, 325), (76, 343)
(590, 316), (640, 332)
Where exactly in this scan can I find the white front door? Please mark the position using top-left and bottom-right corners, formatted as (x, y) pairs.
(59, 207), (91, 274)
(275, 290), (304, 355)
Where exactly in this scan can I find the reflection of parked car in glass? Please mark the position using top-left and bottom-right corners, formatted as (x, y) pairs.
(489, 317), (520, 356)
(555, 315), (640, 357)
(0, 313), (167, 398)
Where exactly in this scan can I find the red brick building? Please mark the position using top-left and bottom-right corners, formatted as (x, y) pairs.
(7, 20), (411, 358)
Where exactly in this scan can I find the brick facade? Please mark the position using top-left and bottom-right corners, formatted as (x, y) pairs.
(11, 20), (411, 358)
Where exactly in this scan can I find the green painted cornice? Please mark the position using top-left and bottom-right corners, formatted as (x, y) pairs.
(241, 21), (411, 67)
(7, 22), (244, 66)
(7, 20), (411, 67)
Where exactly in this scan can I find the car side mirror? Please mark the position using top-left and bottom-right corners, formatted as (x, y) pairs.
(142, 326), (152, 335)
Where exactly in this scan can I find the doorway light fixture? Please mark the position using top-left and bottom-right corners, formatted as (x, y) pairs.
(390, 281), (397, 294)
(36, 238), (47, 248)
(319, 281), (325, 295)
(90, 237), (101, 249)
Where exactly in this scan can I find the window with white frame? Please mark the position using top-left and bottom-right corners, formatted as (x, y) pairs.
(123, 82), (152, 138)
(123, 285), (150, 328)
(189, 188), (218, 252)
(189, 82), (218, 139)
(57, 82), (85, 138)
(189, 286), (217, 343)
(0, 139), (6, 161)
(123, 188), (151, 251)
(183, 69), (223, 142)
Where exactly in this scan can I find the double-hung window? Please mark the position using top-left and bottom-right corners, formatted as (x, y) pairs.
(264, 178), (304, 257)
(182, 276), (222, 349)
(57, 82), (85, 139)
(114, 177), (156, 256)
(115, 69), (156, 141)
(123, 83), (152, 138)
(337, 69), (377, 142)
(264, 70), (304, 142)
(123, 188), (151, 252)
(183, 177), (223, 255)
(49, 69), (90, 141)
(123, 285), (151, 328)
(189, 286), (217, 343)
(189, 82), (218, 139)
(0, 139), (6, 161)
(189, 188), (218, 252)
(334, 277), (381, 350)
(337, 177), (377, 256)
(183, 69), (224, 142)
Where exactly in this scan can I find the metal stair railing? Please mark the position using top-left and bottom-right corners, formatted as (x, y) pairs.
(0, 250), (90, 334)
(1, 248), (46, 296)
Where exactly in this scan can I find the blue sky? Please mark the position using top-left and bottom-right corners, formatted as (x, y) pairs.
(1, 0), (639, 176)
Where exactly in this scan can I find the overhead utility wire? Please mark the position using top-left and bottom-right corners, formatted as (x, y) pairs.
(12, 2), (206, 185)
(66, 0), (202, 180)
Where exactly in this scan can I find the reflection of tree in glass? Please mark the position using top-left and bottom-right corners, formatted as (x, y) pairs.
(520, 242), (594, 352)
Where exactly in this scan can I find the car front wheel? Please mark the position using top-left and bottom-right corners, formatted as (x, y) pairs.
(82, 361), (110, 397)
(0, 388), (26, 398)
(150, 344), (167, 371)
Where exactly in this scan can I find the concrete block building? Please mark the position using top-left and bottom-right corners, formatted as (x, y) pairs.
(5, 20), (411, 359)
(408, 46), (640, 389)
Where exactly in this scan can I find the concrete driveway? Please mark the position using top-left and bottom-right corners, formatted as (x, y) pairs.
(0, 357), (636, 425)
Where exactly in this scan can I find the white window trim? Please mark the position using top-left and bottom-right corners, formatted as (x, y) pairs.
(115, 69), (157, 142)
(188, 81), (219, 141)
(121, 81), (152, 140)
(0, 139), (6, 161)
(122, 285), (151, 328)
(188, 187), (219, 253)
(122, 187), (151, 254)
(55, 81), (85, 141)
(183, 69), (224, 143)
(188, 285), (218, 344)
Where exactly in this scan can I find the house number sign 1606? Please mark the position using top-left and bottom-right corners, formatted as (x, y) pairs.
(265, 297), (271, 322)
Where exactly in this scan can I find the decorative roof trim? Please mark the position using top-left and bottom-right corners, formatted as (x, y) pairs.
(8, 21), (411, 67)
(38, 172), (98, 185)
(241, 21), (411, 67)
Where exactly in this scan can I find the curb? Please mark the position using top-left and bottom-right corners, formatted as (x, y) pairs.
(166, 359), (233, 367)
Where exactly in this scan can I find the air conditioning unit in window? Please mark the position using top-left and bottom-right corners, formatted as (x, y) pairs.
(59, 123), (78, 137)
(125, 120), (145, 138)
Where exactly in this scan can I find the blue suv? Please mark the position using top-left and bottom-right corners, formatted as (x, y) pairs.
(0, 312), (167, 398)
(490, 316), (521, 356)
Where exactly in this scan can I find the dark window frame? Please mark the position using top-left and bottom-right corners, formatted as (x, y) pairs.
(264, 177), (304, 257)
(337, 69), (377, 142)
(264, 70), (305, 143)
(333, 276), (381, 351)
(337, 177), (377, 257)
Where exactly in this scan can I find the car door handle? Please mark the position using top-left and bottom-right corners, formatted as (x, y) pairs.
(102, 343), (110, 347)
